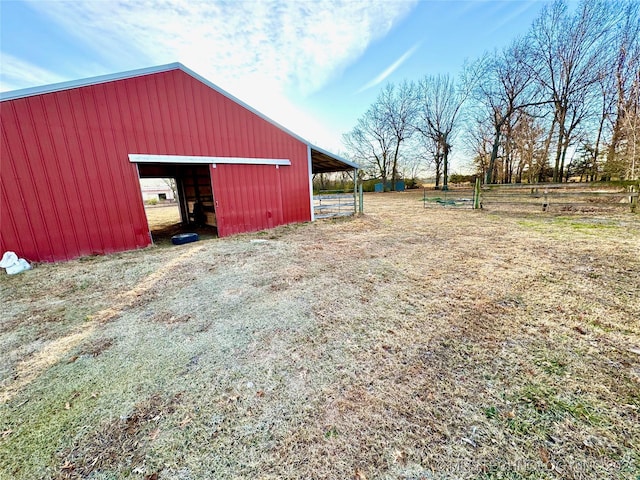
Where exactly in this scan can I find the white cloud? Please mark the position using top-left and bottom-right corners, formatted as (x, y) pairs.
(23, 0), (416, 96)
(9, 0), (417, 150)
(0, 54), (67, 92)
(356, 42), (420, 93)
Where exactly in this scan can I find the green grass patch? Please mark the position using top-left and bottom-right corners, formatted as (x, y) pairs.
(516, 219), (545, 229)
(509, 383), (608, 431)
(484, 406), (499, 419)
(552, 217), (621, 232)
(0, 321), (199, 478)
(533, 354), (568, 376)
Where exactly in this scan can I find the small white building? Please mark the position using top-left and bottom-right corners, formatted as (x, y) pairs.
(139, 178), (175, 202)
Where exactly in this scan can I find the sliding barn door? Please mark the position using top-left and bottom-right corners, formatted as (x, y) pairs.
(210, 164), (284, 237)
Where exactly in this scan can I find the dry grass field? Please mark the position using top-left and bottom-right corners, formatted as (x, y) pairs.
(1, 190), (639, 479)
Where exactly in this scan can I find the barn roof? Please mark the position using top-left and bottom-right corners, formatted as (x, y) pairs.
(0, 62), (358, 173)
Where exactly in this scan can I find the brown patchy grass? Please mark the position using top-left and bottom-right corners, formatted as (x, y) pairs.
(56, 392), (181, 480)
(145, 204), (181, 230)
(1, 190), (639, 479)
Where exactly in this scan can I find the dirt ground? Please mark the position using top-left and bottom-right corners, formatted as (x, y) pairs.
(1, 190), (639, 479)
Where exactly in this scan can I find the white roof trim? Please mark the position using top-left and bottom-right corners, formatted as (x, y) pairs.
(129, 154), (290, 166)
(0, 63), (184, 102)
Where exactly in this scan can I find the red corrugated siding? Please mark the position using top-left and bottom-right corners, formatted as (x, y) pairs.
(0, 69), (312, 261)
(212, 164), (285, 237)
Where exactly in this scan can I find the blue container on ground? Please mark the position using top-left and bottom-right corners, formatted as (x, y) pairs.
(171, 233), (199, 245)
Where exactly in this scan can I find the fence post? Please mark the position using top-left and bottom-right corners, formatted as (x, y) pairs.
(359, 183), (364, 214)
(473, 177), (480, 209)
(353, 170), (358, 215)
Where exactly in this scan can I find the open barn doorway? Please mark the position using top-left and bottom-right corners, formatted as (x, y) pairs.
(139, 177), (180, 228)
(136, 163), (218, 245)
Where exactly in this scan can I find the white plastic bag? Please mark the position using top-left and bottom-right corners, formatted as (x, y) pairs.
(0, 251), (31, 275)
(0, 251), (18, 268)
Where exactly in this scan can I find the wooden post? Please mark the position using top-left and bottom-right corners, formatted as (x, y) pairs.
(359, 183), (364, 214)
(473, 177), (480, 209)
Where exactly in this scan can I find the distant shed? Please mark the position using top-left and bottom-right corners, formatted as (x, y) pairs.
(0, 63), (357, 262)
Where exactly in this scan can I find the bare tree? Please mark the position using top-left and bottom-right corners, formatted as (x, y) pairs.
(402, 131), (438, 185)
(604, 1), (640, 179)
(466, 117), (494, 183)
(162, 178), (178, 200)
(343, 101), (395, 188)
(624, 84), (639, 180)
(415, 73), (472, 190)
(581, 70), (617, 181)
(397, 136), (428, 184)
(343, 82), (418, 190)
(377, 81), (418, 190)
(527, 0), (622, 182)
(607, 70), (640, 179)
(473, 39), (548, 184)
(511, 113), (547, 183)
(313, 173), (328, 191)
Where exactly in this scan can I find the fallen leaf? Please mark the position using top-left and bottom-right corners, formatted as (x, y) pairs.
(149, 428), (160, 440)
(65, 402), (71, 410)
(354, 468), (368, 480)
(256, 390), (265, 397)
(67, 355), (79, 364)
(573, 326), (587, 335)
(539, 447), (551, 467)
(144, 474), (158, 480)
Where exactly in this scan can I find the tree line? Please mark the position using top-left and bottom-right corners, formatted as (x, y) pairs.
(342, 0), (639, 188)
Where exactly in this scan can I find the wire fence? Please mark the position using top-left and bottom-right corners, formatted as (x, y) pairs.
(313, 190), (356, 219)
(480, 182), (638, 213)
(422, 188), (475, 209)
(421, 182), (639, 213)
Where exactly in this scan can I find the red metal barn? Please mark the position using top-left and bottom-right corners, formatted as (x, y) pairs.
(0, 63), (357, 262)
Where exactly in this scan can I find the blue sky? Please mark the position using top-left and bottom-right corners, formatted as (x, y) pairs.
(1, 0), (552, 169)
